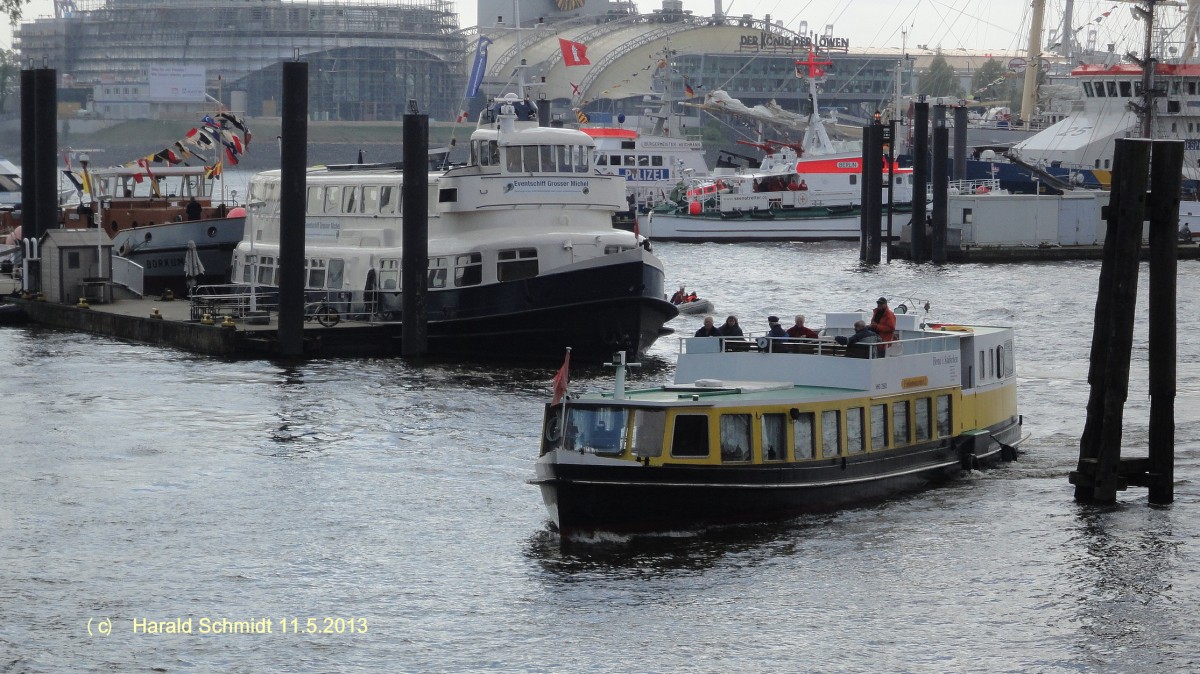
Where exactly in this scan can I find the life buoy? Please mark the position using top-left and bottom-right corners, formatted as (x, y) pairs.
(544, 413), (563, 443)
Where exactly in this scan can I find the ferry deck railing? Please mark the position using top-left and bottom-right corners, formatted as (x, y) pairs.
(189, 284), (392, 324)
(680, 332), (960, 358)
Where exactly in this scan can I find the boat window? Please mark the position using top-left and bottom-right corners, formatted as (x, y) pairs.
(892, 400), (910, 446)
(471, 140), (481, 165)
(489, 142), (500, 166)
(979, 351), (986, 382)
(439, 188), (459, 203)
(497, 248), (539, 281)
(427, 257), (449, 289)
(306, 186), (323, 215)
(323, 186), (341, 214)
(1134, 82), (1143, 96)
(1083, 82), (1094, 97)
(671, 414), (710, 457)
(596, 154), (608, 166)
(1002, 339), (1014, 376)
(624, 155), (636, 167)
(792, 411), (815, 459)
(574, 146), (590, 172)
(915, 398), (932, 442)
(870, 403), (887, 449)
(1191, 82), (1197, 96)
(609, 154), (621, 166)
(990, 348), (997, 378)
(762, 413), (787, 461)
(340, 186), (357, 213)
(454, 253), (482, 287)
(564, 406), (628, 456)
(555, 146), (573, 173)
(1119, 81), (1132, 98)
(1171, 81), (1181, 95)
(67, 251), (80, 269)
(849, 174), (857, 185)
(380, 186), (398, 215)
(506, 148), (523, 173)
(631, 409), (666, 458)
(604, 245), (632, 254)
(523, 146), (540, 172)
(257, 255), (275, 285)
(327, 259), (344, 289)
(652, 156), (664, 167)
(638, 155), (650, 167)
(821, 410), (841, 458)
(1106, 81), (1118, 98)
(361, 185), (380, 212)
(307, 258), (327, 288)
(846, 407), (865, 454)
(378, 258), (400, 290)
(719, 414), (752, 462)
(936, 395), (952, 438)
(1104, 159), (1110, 169)
(540, 145), (557, 172)
(1094, 81), (1106, 97)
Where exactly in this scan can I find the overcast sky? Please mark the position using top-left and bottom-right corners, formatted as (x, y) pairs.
(0, 0), (1161, 57)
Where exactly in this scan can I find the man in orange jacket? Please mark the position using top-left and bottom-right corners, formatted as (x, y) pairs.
(870, 297), (896, 344)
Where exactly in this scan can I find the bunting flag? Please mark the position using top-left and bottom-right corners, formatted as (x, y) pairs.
(574, 108), (589, 124)
(137, 158), (160, 197)
(205, 161), (223, 179)
(569, 81), (581, 97)
(551, 348), (571, 405)
(217, 112), (251, 146)
(559, 38), (590, 67)
(684, 82), (695, 97)
(464, 36), (494, 98)
(62, 169), (84, 195)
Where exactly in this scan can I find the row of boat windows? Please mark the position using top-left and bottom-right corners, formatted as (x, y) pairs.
(472, 141), (593, 174)
(556, 394), (954, 463)
(981, 342), (1015, 383)
(241, 247), (629, 289)
(596, 154), (666, 168)
(1082, 80), (1142, 99)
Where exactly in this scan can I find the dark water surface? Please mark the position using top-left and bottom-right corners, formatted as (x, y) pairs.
(2, 242), (1199, 673)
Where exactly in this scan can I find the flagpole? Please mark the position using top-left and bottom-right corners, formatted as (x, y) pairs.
(556, 346), (571, 451)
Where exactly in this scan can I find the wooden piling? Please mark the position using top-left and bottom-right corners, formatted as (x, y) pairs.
(401, 106), (430, 357)
(1147, 140), (1180, 504)
(1073, 138), (1151, 502)
(911, 102), (929, 262)
(19, 70), (36, 240)
(860, 123), (883, 263)
(953, 106), (968, 180)
(277, 61), (308, 357)
(931, 125), (948, 263)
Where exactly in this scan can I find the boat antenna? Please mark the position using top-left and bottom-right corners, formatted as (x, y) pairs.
(605, 351), (641, 400)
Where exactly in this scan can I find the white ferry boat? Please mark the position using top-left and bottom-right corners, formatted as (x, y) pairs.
(533, 307), (1023, 536)
(230, 94), (677, 361)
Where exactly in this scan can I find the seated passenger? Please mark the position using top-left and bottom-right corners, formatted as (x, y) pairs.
(835, 320), (878, 347)
(694, 316), (720, 337)
(766, 315), (787, 338)
(718, 315), (743, 337)
(786, 314), (819, 339)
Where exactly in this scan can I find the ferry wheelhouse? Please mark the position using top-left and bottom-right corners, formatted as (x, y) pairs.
(231, 94), (677, 361)
(534, 309), (1022, 536)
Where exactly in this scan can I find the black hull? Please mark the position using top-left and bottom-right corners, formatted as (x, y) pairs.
(537, 417), (1022, 536)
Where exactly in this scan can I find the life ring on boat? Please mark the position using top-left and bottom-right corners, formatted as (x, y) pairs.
(544, 413), (562, 443)
(796, 192), (809, 206)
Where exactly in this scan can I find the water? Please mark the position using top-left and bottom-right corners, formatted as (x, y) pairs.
(2, 243), (1199, 673)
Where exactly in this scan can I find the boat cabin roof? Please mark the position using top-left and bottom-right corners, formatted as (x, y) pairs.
(470, 126), (597, 147)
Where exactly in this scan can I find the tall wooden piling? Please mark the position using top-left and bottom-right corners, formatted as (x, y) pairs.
(911, 102), (929, 262)
(1073, 138), (1151, 502)
(953, 106), (968, 180)
(19, 69), (36, 240)
(931, 125), (948, 263)
(860, 122), (883, 263)
(1147, 140), (1181, 504)
(277, 61), (308, 357)
(401, 105), (430, 357)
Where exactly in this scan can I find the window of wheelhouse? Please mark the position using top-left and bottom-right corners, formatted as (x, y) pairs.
(720, 414), (752, 462)
(454, 253), (482, 287)
(892, 400), (910, 446)
(498, 248), (538, 281)
(427, 257), (449, 289)
(1083, 82), (1094, 97)
(792, 411), (815, 459)
(380, 186), (398, 214)
(306, 186), (323, 214)
(326, 259), (344, 289)
(936, 394), (952, 438)
(306, 258), (327, 288)
(1119, 81), (1132, 97)
(540, 145), (557, 172)
(378, 258), (400, 291)
(362, 185), (380, 212)
(821, 410), (841, 458)
(342, 186), (359, 213)
(1106, 81), (1118, 97)
(915, 398), (932, 442)
(1094, 81), (1106, 97)
(671, 414), (710, 457)
(564, 406), (628, 456)
(762, 413), (787, 461)
(257, 255), (276, 285)
(870, 403), (887, 450)
(630, 409), (666, 458)
(979, 351), (986, 383)
(323, 186), (341, 214)
(523, 146), (540, 172)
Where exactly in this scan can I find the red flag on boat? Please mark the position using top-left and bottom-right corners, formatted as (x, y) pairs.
(551, 348), (572, 405)
(559, 38), (590, 67)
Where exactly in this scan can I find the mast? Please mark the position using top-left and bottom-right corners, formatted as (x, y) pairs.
(1060, 0), (1075, 58)
(1138, 1), (1158, 138)
(1185, 0), (1200, 59)
(1020, 0), (1046, 127)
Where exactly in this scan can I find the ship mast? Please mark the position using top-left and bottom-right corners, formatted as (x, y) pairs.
(1020, 0), (1046, 128)
(1137, 1), (1159, 138)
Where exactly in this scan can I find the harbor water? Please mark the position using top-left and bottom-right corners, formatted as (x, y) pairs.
(2, 242), (1199, 672)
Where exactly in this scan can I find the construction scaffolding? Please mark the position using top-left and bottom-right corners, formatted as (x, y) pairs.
(19, 0), (467, 121)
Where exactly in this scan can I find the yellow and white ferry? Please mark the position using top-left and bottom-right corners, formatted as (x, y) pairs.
(533, 306), (1023, 536)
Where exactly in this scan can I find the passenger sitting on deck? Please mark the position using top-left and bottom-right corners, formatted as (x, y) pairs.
(798, 179), (808, 191)
(695, 316), (721, 337)
(835, 321), (878, 348)
(786, 314), (819, 339)
(718, 315), (743, 337)
(766, 315), (787, 338)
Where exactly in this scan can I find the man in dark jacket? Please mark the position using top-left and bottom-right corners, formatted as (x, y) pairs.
(695, 316), (721, 337)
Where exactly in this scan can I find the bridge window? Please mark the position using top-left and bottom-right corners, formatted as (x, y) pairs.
(1094, 81), (1106, 97)
(427, 257), (448, 289)
(821, 409), (841, 458)
(497, 248), (538, 281)
(1083, 82), (1094, 97)
(523, 146), (540, 172)
(631, 409), (666, 458)
(1120, 81), (1132, 97)
(323, 186), (341, 214)
(1106, 81), (1118, 97)
(380, 186), (398, 215)
(762, 413), (787, 461)
(671, 414), (709, 457)
(454, 253), (482, 287)
(306, 186), (323, 214)
(652, 156), (664, 167)
(326, 259), (344, 289)
(540, 145), (557, 172)
(362, 185), (380, 212)
(720, 414), (752, 462)
(342, 186), (359, 213)
(792, 411), (815, 459)
(565, 407), (628, 456)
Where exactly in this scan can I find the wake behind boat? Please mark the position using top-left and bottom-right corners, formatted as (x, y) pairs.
(227, 93), (677, 362)
(533, 305), (1023, 537)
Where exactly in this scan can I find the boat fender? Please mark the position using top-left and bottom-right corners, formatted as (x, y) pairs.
(999, 440), (1018, 462)
(957, 441), (979, 471)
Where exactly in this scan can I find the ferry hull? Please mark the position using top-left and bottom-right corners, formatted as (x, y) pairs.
(537, 416), (1021, 536)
